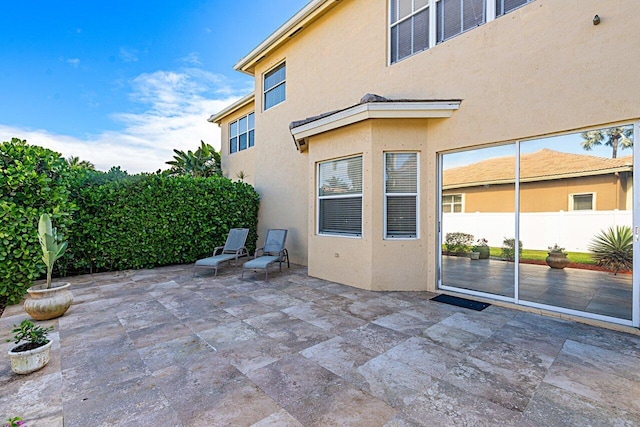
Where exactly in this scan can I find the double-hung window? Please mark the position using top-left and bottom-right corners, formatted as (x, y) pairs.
(385, 152), (418, 238)
(263, 62), (286, 110)
(318, 156), (363, 236)
(442, 194), (463, 213)
(437, 0), (485, 43)
(496, 0), (532, 17)
(229, 112), (254, 154)
(390, 0), (430, 64)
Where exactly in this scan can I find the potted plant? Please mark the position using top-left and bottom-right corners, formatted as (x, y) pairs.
(23, 214), (73, 320)
(546, 244), (569, 269)
(7, 319), (53, 375)
(3, 417), (26, 427)
(472, 238), (490, 260)
(444, 232), (474, 256)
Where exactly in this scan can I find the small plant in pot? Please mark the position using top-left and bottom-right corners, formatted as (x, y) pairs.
(472, 238), (490, 260)
(23, 214), (74, 320)
(546, 244), (569, 269)
(7, 319), (54, 375)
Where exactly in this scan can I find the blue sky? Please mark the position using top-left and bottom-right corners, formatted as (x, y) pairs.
(0, 0), (309, 172)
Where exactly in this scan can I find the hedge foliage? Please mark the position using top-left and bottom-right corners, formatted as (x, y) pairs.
(0, 139), (260, 306)
(68, 172), (259, 272)
(0, 139), (76, 304)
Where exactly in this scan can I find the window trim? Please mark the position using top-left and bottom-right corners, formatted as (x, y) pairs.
(569, 192), (596, 211)
(442, 193), (464, 213)
(384, 152), (420, 239)
(229, 112), (255, 154)
(263, 61), (286, 111)
(389, 0), (534, 64)
(317, 155), (364, 238)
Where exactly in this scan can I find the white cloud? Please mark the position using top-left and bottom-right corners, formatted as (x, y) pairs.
(119, 47), (139, 63)
(180, 52), (202, 66)
(67, 58), (80, 68)
(0, 69), (249, 173)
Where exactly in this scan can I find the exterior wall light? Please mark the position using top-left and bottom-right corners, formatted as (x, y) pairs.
(593, 15), (601, 25)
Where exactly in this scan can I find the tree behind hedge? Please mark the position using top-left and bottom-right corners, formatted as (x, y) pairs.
(0, 138), (75, 304)
(68, 172), (259, 273)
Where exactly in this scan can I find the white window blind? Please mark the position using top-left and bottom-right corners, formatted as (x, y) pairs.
(318, 156), (363, 236)
(264, 63), (286, 110)
(496, 0), (531, 16)
(390, 0), (430, 64)
(437, 0), (485, 43)
(385, 153), (418, 238)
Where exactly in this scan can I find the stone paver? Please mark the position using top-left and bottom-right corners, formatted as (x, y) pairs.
(2, 264), (640, 426)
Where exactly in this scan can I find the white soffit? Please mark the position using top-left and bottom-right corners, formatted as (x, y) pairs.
(291, 101), (461, 141)
(208, 93), (255, 124)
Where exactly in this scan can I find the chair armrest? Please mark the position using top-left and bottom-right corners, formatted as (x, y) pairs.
(235, 247), (248, 258)
(254, 247), (265, 259)
(213, 246), (224, 256)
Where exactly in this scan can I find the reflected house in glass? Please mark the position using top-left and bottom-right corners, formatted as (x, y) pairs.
(443, 149), (633, 213)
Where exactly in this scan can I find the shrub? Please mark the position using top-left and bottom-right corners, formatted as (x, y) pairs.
(588, 226), (633, 275)
(444, 232), (474, 255)
(501, 238), (523, 261)
(67, 173), (260, 273)
(0, 139), (75, 305)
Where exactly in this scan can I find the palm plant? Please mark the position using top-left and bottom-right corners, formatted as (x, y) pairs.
(38, 214), (68, 288)
(66, 156), (95, 170)
(166, 140), (221, 177)
(580, 126), (633, 159)
(588, 225), (633, 275)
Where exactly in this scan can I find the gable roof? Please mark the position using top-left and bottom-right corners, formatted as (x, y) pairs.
(443, 148), (633, 189)
(235, 0), (338, 75)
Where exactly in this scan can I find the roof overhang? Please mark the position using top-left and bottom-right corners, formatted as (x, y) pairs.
(208, 93), (255, 125)
(290, 100), (461, 151)
(234, 0), (339, 75)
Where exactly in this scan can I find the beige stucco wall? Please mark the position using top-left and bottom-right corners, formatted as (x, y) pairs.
(219, 101), (256, 186)
(219, 0), (640, 291)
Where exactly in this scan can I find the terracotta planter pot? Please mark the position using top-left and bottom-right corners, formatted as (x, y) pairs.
(546, 252), (569, 269)
(8, 340), (52, 374)
(24, 282), (73, 320)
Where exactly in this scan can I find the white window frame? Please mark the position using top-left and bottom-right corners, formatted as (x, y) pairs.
(442, 193), (464, 213)
(389, 0), (535, 64)
(317, 155), (363, 238)
(229, 112), (255, 154)
(263, 62), (286, 111)
(569, 192), (596, 211)
(384, 152), (419, 239)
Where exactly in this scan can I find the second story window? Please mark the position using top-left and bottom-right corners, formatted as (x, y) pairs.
(437, 0), (485, 44)
(263, 62), (286, 110)
(496, 0), (532, 17)
(229, 112), (255, 154)
(390, 0), (430, 64)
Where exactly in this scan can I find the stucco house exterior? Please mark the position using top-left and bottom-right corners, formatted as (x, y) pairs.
(210, 0), (640, 326)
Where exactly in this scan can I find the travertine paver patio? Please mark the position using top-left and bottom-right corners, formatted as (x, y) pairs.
(2, 264), (640, 426)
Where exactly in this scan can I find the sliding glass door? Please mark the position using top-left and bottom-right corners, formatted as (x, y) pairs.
(439, 124), (636, 325)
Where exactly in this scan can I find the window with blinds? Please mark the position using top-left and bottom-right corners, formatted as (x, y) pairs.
(390, 0), (430, 64)
(437, 0), (485, 44)
(385, 153), (418, 238)
(389, 0), (534, 64)
(318, 156), (363, 236)
(263, 62), (286, 110)
(229, 112), (254, 154)
(496, 0), (532, 16)
(570, 193), (594, 211)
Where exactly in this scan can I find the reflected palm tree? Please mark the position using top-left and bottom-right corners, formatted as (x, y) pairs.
(580, 126), (633, 159)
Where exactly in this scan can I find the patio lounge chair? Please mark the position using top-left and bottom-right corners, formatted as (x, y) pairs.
(242, 229), (289, 280)
(194, 228), (249, 277)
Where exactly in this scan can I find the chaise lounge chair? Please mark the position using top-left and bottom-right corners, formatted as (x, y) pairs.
(242, 229), (289, 280)
(194, 228), (249, 277)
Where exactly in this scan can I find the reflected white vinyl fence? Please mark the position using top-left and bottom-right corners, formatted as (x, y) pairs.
(443, 210), (632, 252)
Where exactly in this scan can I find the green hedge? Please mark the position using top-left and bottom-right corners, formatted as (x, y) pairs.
(0, 139), (76, 304)
(68, 173), (260, 272)
(0, 140), (260, 306)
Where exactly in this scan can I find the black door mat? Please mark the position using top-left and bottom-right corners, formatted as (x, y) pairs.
(431, 294), (491, 311)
